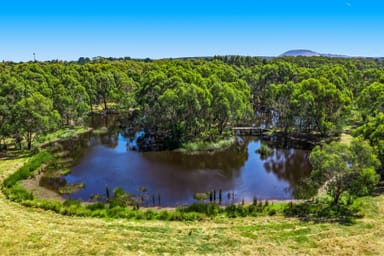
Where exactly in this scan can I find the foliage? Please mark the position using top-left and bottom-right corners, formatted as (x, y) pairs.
(180, 137), (235, 152)
(283, 199), (361, 223)
(256, 144), (272, 157)
(291, 78), (350, 136)
(37, 126), (89, 145)
(193, 192), (209, 201)
(357, 82), (384, 119)
(355, 113), (384, 177)
(302, 139), (380, 205)
(12, 92), (60, 149)
(1, 56), (384, 149)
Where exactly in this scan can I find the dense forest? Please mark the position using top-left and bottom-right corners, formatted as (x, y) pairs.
(0, 56), (383, 175)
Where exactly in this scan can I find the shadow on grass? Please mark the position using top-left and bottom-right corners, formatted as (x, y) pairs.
(372, 181), (384, 196)
(283, 201), (362, 225)
(0, 150), (34, 161)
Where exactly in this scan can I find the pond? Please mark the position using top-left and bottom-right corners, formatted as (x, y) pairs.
(62, 123), (312, 206)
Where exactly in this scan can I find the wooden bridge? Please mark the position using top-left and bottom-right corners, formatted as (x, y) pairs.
(232, 127), (269, 136)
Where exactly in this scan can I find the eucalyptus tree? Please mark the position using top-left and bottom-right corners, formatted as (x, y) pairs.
(267, 82), (295, 134)
(307, 139), (380, 205)
(291, 78), (351, 136)
(12, 92), (60, 149)
(358, 82), (384, 120)
(355, 113), (384, 176)
(95, 72), (116, 111)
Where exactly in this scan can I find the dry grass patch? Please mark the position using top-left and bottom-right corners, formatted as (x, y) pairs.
(339, 133), (353, 145)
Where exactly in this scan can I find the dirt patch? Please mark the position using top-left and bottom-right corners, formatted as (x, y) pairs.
(21, 173), (65, 202)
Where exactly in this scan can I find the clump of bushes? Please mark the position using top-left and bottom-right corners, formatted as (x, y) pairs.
(256, 144), (272, 158)
(193, 192), (209, 202)
(180, 137), (235, 152)
(283, 199), (361, 222)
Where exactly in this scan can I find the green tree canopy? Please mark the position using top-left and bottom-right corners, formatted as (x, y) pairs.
(305, 139), (380, 205)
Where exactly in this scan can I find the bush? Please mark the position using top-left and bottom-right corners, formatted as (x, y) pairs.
(90, 209), (108, 218)
(7, 185), (33, 202)
(256, 144), (272, 157)
(37, 199), (62, 212)
(144, 210), (155, 220)
(225, 204), (238, 218)
(158, 210), (170, 220)
(63, 199), (81, 208)
(107, 206), (127, 218)
(86, 202), (106, 211)
(178, 202), (220, 216)
(193, 192), (209, 201)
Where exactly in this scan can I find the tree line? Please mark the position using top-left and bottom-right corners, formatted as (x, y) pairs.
(0, 56), (383, 167)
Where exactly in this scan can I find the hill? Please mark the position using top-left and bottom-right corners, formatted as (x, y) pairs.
(281, 49), (349, 58)
(280, 49), (321, 57)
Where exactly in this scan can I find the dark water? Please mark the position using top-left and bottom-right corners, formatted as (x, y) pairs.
(63, 130), (312, 206)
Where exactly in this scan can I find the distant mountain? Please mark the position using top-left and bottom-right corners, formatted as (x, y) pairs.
(280, 49), (321, 57)
(280, 49), (349, 58)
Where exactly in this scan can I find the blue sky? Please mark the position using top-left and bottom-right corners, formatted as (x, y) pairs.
(1, 0), (384, 61)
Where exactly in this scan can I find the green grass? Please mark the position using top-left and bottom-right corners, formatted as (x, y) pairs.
(1, 154), (384, 255)
(180, 137), (236, 152)
(58, 183), (86, 195)
(92, 126), (109, 135)
(36, 126), (91, 147)
(256, 144), (272, 156)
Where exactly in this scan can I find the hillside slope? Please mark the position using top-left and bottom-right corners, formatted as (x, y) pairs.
(0, 156), (383, 255)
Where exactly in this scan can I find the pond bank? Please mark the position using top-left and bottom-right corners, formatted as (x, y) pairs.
(39, 127), (93, 149)
(1, 154), (384, 255)
(1, 119), (316, 212)
(21, 172), (65, 202)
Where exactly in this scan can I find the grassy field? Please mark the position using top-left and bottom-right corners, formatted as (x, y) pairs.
(1, 156), (384, 255)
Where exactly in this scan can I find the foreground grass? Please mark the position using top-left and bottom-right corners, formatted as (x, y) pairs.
(1, 156), (384, 255)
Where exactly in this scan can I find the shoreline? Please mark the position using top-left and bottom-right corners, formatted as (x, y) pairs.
(39, 127), (93, 149)
(3, 123), (315, 217)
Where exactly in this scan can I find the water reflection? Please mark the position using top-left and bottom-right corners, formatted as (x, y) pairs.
(61, 128), (312, 206)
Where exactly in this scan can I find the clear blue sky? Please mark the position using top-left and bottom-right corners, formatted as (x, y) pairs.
(1, 0), (384, 61)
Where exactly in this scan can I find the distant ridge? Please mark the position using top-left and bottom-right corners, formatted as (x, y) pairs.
(280, 49), (349, 58)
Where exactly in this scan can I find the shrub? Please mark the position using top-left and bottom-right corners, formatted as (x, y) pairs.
(144, 210), (155, 220)
(107, 206), (127, 218)
(193, 192), (209, 202)
(63, 199), (81, 208)
(158, 210), (170, 220)
(86, 202), (106, 211)
(7, 185), (33, 202)
(178, 202), (220, 216)
(225, 204), (238, 218)
(256, 144), (272, 158)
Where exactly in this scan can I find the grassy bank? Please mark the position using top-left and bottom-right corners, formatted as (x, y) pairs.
(179, 137), (236, 153)
(36, 126), (92, 148)
(1, 154), (384, 255)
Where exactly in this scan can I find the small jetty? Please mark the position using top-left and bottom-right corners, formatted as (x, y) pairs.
(232, 127), (269, 136)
